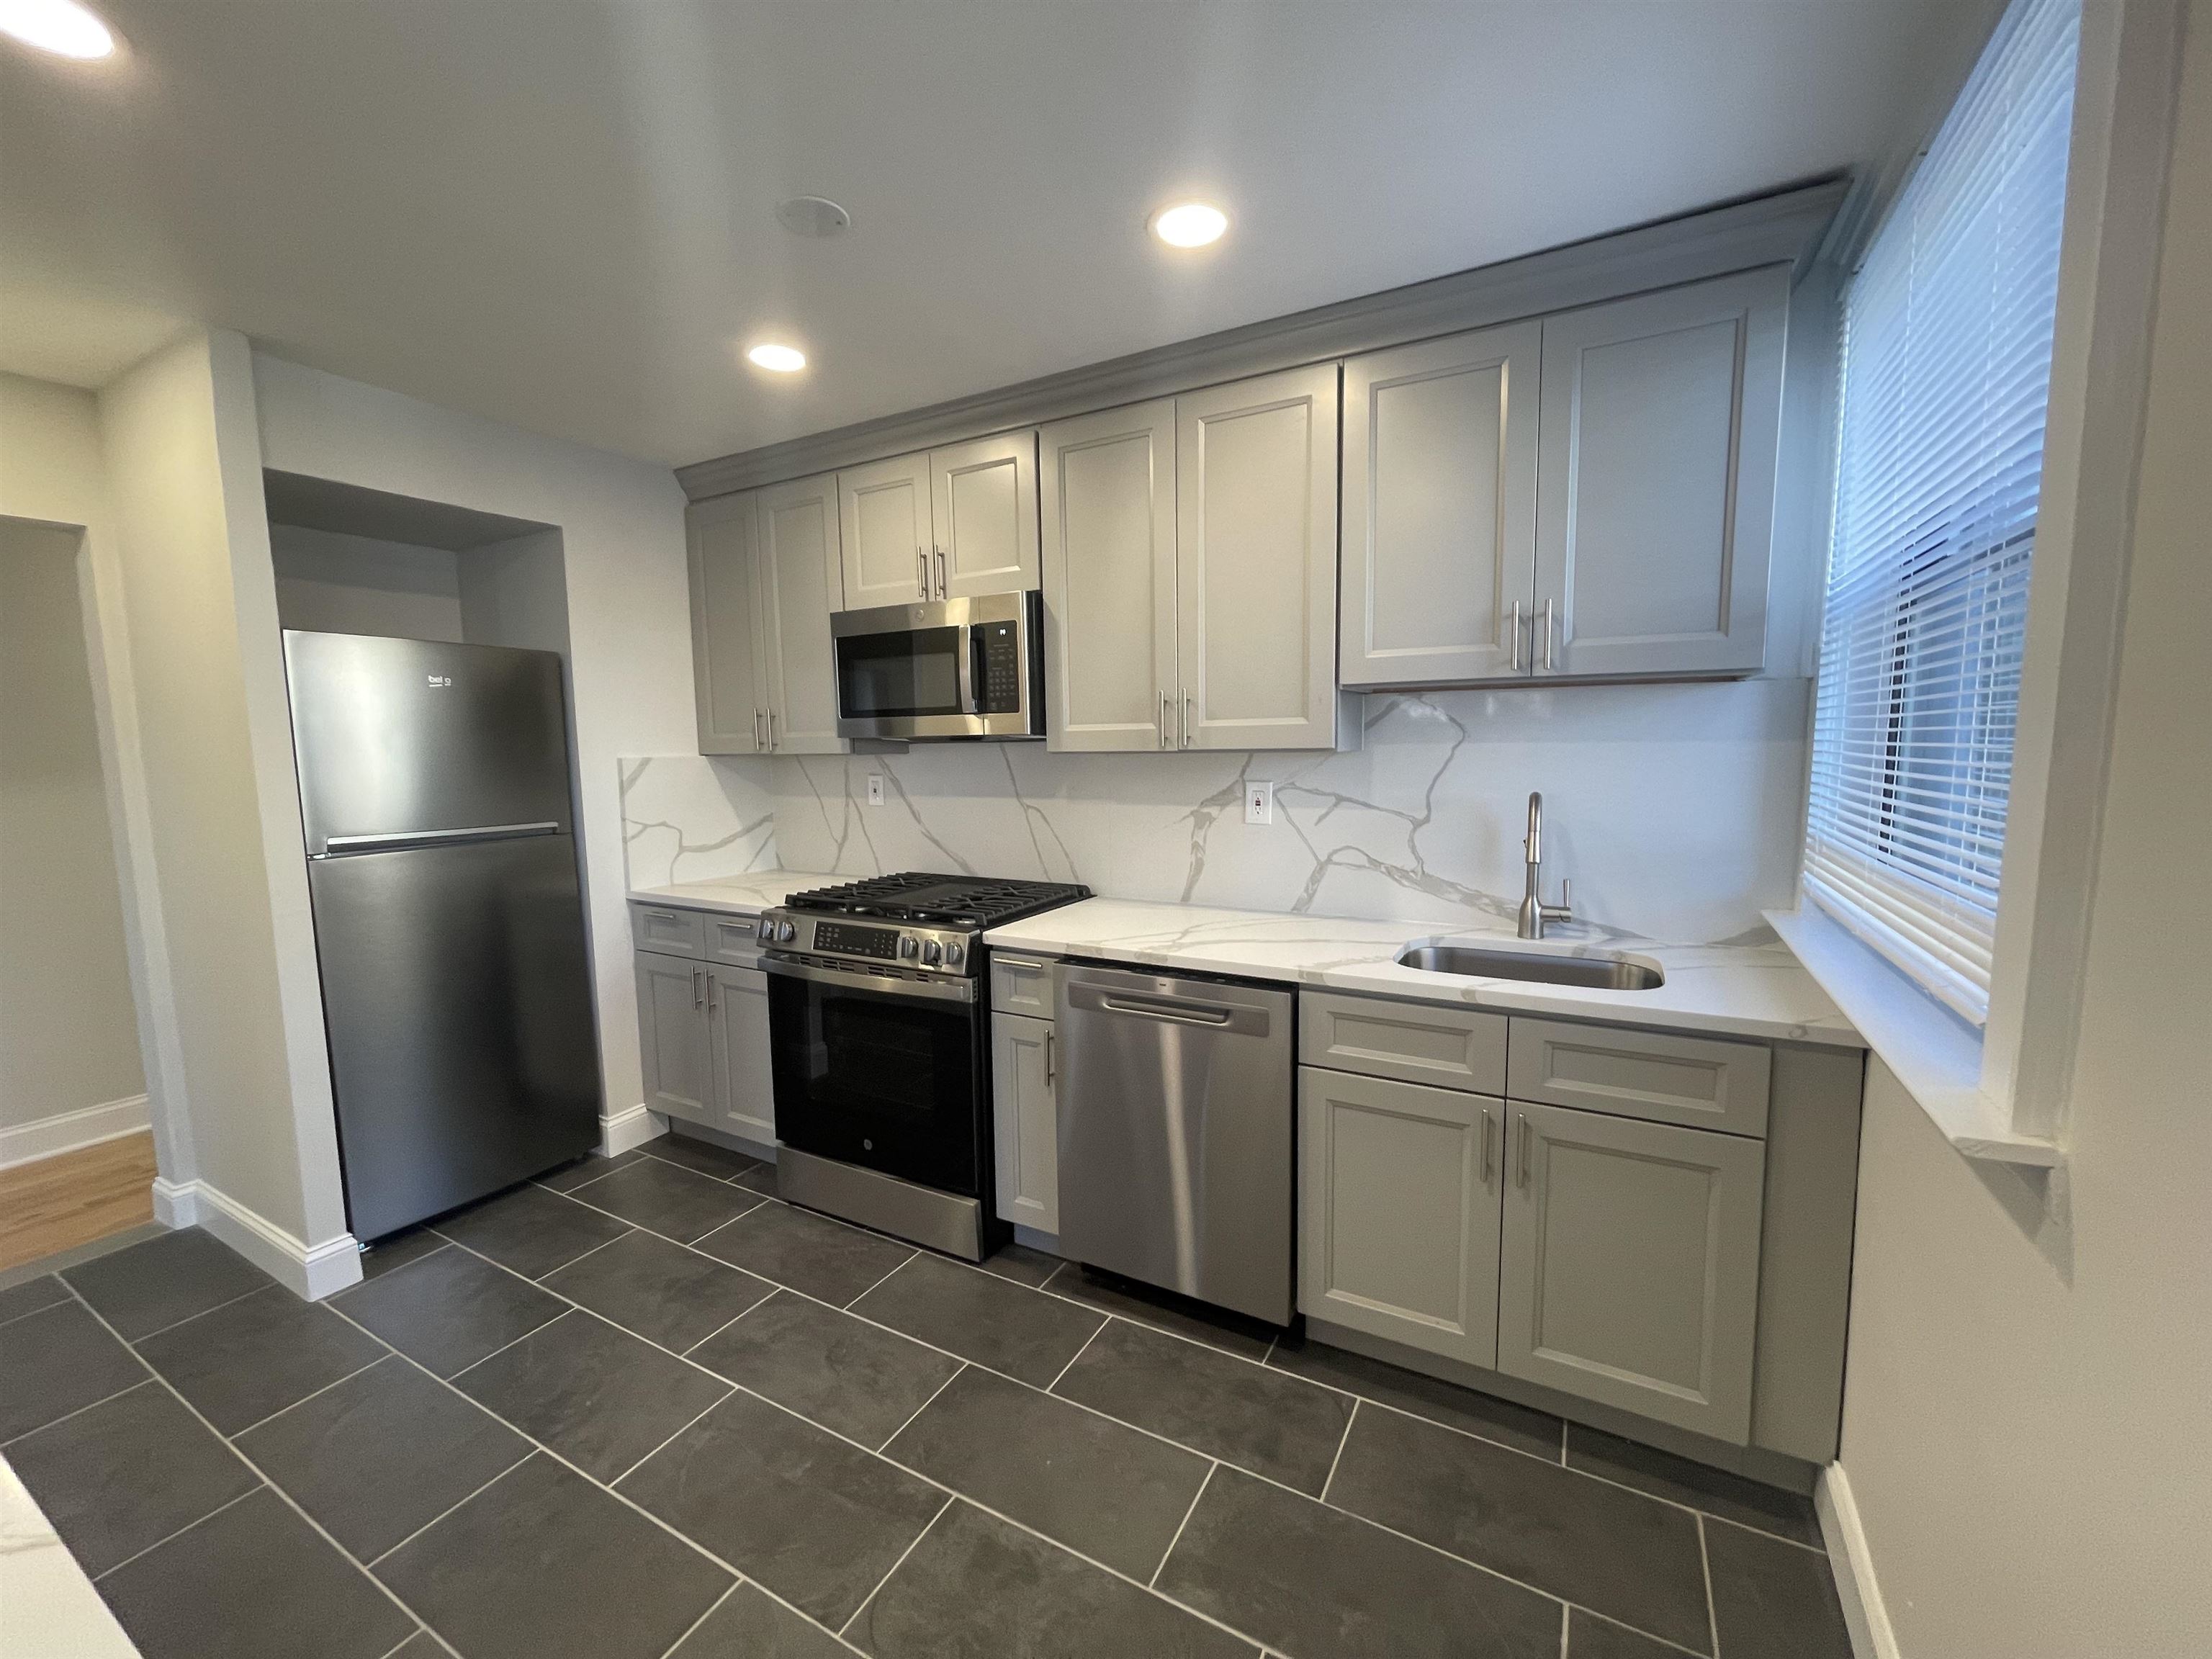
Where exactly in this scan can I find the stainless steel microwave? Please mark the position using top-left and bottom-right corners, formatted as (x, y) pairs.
(830, 590), (1046, 741)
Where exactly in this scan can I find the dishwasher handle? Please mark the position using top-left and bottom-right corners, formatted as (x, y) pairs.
(1065, 979), (1276, 1037)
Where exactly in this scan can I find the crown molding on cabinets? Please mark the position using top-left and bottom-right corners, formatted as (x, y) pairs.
(675, 175), (1849, 503)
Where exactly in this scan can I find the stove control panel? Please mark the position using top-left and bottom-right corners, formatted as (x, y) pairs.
(761, 909), (984, 978)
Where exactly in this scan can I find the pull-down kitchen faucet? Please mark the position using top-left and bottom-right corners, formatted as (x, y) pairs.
(1519, 792), (1573, 940)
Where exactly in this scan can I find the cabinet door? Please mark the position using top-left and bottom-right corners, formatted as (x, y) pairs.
(1532, 266), (1785, 678)
(1498, 1102), (1764, 1443)
(1298, 1067), (1502, 1369)
(991, 1013), (1057, 1233)
(755, 471), (848, 755)
(687, 493), (768, 753)
(1039, 400), (1178, 752)
(932, 431), (1040, 598)
(1340, 323), (1540, 687)
(708, 963), (775, 1143)
(837, 451), (934, 608)
(1175, 364), (1341, 750)
(635, 950), (712, 1125)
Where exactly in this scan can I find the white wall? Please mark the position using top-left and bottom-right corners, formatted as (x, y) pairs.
(268, 523), (464, 641)
(0, 520), (145, 1134)
(249, 353), (700, 1132)
(1834, 10), (2212, 1653)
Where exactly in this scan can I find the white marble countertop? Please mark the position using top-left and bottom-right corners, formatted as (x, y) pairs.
(627, 870), (833, 916)
(986, 898), (1863, 1048)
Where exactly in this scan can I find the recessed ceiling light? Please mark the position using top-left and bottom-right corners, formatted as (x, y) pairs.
(746, 342), (807, 374)
(0, 0), (115, 59)
(775, 197), (851, 239)
(1151, 202), (1229, 249)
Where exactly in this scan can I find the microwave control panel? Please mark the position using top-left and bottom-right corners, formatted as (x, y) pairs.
(976, 620), (1022, 714)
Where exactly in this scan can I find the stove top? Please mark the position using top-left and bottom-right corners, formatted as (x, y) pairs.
(786, 871), (1092, 930)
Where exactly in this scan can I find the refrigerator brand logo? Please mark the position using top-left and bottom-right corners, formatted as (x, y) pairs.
(426, 674), (453, 688)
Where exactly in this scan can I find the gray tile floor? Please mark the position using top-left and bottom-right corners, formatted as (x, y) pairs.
(0, 1133), (1857, 1659)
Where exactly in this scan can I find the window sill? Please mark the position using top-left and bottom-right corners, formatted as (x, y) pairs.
(1766, 905), (2067, 1169)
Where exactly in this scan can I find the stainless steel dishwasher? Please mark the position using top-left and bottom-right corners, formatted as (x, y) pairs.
(1055, 962), (1295, 1324)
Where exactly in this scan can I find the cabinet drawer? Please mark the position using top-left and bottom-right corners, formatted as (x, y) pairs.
(629, 902), (706, 959)
(1506, 1017), (1769, 1137)
(706, 914), (765, 966)
(1300, 991), (1507, 1094)
(990, 953), (1056, 1018)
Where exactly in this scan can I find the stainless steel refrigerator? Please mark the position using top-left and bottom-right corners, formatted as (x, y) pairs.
(284, 631), (601, 1242)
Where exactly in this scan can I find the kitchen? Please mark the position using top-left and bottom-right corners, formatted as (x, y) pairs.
(0, 4), (2206, 1659)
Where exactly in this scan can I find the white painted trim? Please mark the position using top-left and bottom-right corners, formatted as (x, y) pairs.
(0, 1096), (150, 1170)
(148, 1176), (361, 1300)
(1817, 1462), (1899, 1659)
(599, 1102), (667, 1156)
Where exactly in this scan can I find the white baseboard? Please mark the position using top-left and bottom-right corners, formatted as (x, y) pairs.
(1818, 1462), (1901, 1659)
(600, 1103), (667, 1156)
(150, 1177), (361, 1301)
(0, 1094), (150, 1170)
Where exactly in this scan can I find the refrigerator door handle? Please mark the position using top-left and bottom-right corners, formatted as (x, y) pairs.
(317, 821), (562, 858)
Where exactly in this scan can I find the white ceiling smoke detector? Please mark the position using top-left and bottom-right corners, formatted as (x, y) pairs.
(775, 197), (852, 238)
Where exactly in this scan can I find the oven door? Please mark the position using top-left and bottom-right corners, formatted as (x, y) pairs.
(764, 958), (986, 1197)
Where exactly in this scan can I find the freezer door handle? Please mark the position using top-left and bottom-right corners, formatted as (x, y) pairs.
(316, 821), (562, 858)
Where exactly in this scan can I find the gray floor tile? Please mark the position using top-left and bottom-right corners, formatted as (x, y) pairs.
(1325, 1403), (1711, 1653)
(667, 1582), (849, 1659)
(1054, 1318), (1354, 1495)
(1155, 1465), (1563, 1659)
(61, 1227), (274, 1341)
(978, 1243), (1063, 1288)
(886, 1364), (1210, 1582)
(688, 1289), (961, 1447)
(436, 1183), (632, 1279)
(236, 1355), (531, 1563)
(853, 1501), (1257, 1659)
(1565, 1424), (1822, 1546)
(354, 1228), (446, 1282)
(0, 1298), (148, 1442)
(379, 1453), (730, 1659)
(618, 1386), (945, 1629)
(541, 1228), (775, 1353)
(853, 1252), (1105, 1387)
(692, 1200), (915, 1305)
(1568, 1608), (1686, 1658)
(1266, 1331), (1564, 1459)
(99, 1486), (412, 1659)
(135, 1285), (387, 1436)
(454, 1310), (728, 1483)
(1703, 1517), (1853, 1659)
(1045, 1266), (1277, 1362)
(332, 1241), (567, 1377)
(536, 1148), (648, 1193)
(6, 1381), (258, 1576)
(0, 1274), (71, 1324)
(644, 1133), (766, 1182)
(384, 1635), (444, 1658)
(566, 1156), (764, 1244)
(732, 1161), (779, 1195)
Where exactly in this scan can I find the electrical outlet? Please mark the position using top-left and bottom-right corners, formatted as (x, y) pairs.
(1244, 781), (1274, 825)
(867, 773), (886, 806)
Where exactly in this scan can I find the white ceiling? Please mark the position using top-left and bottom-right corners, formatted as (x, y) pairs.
(0, 1), (1995, 469)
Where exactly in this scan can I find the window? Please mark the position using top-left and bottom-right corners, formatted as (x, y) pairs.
(1803, 0), (2080, 1025)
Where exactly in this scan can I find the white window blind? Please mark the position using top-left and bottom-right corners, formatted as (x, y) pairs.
(1804, 0), (2079, 1025)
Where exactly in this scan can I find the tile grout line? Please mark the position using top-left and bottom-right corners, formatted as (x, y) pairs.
(1040, 1316), (1107, 1392)
(1148, 1460), (1216, 1588)
(839, 1248), (922, 1310)
(1700, 1509), (1831, 1557)
(651, 1580), (741, 1659)
(0, 1376), (156, 1451)
(1319, 1398), (1359, 1505)
(445, 1307), (577, 1385)
(609, 1382), (738, 1488)
(112, 1282), (275, 1345)
(837, 1493), (956, 1639)
(1560, 1600), (1572, 1659)
(552, 1179), (770, 1250)
(1699, 1514), (1724, 1659)
(676, 1287), (781, 1359)
(228, 1353), (392, 1440)
(89, 1483), (265, 1584)
(364, 1451), (536, 1570)
(0, 1296), (78, 1333)
(875, 1362), (967, 1453)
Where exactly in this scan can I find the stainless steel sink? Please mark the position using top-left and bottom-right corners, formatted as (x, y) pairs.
(1395, 943), (1665, 991)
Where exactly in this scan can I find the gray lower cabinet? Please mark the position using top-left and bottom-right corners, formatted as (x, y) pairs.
(1298, 1066), (1503, 1370)
(707, 963), (775, 1143)
(991, 1012), (1057, 1233)
(1497, 1100), (1766, 1444)
(636, 949), (713, 1123)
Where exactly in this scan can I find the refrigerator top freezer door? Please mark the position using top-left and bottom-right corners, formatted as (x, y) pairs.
(284, 631), (573, 854)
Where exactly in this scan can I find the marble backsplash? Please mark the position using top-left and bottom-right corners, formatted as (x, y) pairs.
(621, 678), (1811, 948)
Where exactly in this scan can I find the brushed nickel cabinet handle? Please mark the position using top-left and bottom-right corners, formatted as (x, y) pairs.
(1509, 599), (1524, 673)
(918, 548), (929, 597)
(1044, 1030), (1056, 1087)
(1159, 690), (1172, 747)
(1182, 692), (1194, 749)
(1516, 1113), (1532, 1188)
(1480, 1108), (1496, 1185)
(935, 547), (947, 598)
(1542, 598), (1557, 671)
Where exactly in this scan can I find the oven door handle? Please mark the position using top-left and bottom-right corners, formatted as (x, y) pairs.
(761, 956), (977, 1004)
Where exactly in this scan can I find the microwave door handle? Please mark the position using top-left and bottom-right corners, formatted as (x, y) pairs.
(958, 625), (979, 714)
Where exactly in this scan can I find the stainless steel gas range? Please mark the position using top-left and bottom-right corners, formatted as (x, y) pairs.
(754, 873), (1089, 1259)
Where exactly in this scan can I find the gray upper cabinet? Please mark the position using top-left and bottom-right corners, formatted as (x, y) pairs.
(934, 431), (1040, 598)
(755, 471), (848, 754)
(1497, 1100), (1765, 1444)
(1040, 399), (1179, 752)
(1532, 266), (1786, 678)
(1176, 364), (1343, 750)
(837, 451), (934, 609)
(1339, 322), (1540, 688)
(688, 492), (768, 754)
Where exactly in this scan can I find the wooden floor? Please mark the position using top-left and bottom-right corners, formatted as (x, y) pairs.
(0, 1132), (157, 1274)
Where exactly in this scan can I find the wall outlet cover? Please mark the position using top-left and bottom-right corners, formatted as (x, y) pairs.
(1244, 781), (1274, 825)
(867, 773), (886, 806)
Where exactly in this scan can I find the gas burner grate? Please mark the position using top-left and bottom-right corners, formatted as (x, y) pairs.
(786, 871), (1091, 927)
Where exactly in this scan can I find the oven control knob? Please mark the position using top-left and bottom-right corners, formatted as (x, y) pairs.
(775, 920), (796, 943)
(755, 916), (773, 942)
(944, 942), (966, 969)
(898, 935), (920, 961)
(921, 940), (943, 966)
